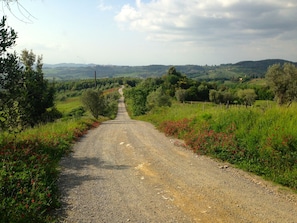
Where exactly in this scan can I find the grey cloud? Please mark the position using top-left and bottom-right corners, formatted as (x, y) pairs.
(115, 0), (297, 45)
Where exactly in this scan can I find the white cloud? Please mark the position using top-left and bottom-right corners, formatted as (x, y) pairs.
(97, 0), (113, 11)
(114, 0), (297, 45)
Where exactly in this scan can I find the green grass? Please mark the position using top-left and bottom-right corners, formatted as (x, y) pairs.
(0, 117), (102, 222)
(56, 96), (82, 115)
(138, 101), (297, 191)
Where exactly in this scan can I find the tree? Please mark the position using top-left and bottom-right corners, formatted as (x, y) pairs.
(0, 16), (24, 131)
(175, 88), (187, 103)
(1, 17), (55, 130)
(209, 90), (234, 105)
(81, 89), (105, 119)
(146, 86), (171, 111)
(237, 89), (257, 107)
(19, 49), (55, 126)
(266, 63), (297, 105)
(163, 66), (184, 97)
(125, 88), (147, 116)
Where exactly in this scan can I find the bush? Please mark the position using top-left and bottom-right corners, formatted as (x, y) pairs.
(67, 106), (86, 118)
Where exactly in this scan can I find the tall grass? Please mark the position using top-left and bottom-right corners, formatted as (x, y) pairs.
(139, 102), (297, 190)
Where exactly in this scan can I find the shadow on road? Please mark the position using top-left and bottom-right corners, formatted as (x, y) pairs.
(54, 155), (130, 221)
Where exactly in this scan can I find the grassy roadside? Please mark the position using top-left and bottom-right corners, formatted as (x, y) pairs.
(0, 88), (119, 222)
(137, 101), (297, 191)
(0, 117), (105, 222)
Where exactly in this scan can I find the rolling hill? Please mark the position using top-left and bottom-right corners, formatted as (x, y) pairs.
(43, 59), (296, 80)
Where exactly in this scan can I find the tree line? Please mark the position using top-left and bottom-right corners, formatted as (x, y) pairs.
(124, 64), (297, 116)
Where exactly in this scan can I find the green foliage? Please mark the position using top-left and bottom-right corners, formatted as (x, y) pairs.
(236, 89), (257, 106)
(103, 90), (120, 119)
(146, 87), (171, 111)
(56, 96), (83, 116)
(163, 66), (185, 97)
(0, 117), (100, 222)
(266, 63), (297, 105)
(81, 89), (105, 119)
(19, 49), (55, 127)
(54, 78), (121, 92)
(67, 106), (86, 118)
(139, 101), (297, 190)
(124, 87), (148, 116)
(175, 88), (187, 103)
(209, 89), (233, 104)
(0, 18), (56, 130)
(0, 16), (23, 132)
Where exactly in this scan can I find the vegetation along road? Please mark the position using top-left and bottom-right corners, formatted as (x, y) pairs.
(56, 88), (297, 222)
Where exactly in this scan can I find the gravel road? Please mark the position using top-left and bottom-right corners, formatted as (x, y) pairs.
(56, 87), (297, 222)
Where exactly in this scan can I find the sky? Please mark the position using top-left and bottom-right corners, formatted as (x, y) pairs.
(2, 0), (297, 66)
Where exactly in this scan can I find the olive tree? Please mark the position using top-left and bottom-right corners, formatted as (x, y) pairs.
(175, 88), (187, 103)
(265, 63), (297, 106)
(81, 89), (105, 119)
(237, 89), (257, 107)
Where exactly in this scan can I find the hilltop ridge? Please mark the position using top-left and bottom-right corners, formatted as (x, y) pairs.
(43, 59), (296, 80)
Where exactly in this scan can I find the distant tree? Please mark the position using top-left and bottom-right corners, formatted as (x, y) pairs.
(163, 66), (184, 97)
(185, 86), (198, 101)
(209, 90), (224, 104)
(146, 86), (171, 111)
(175, 88), (187, 103)
(237, 89), (257, 107)
(209, 90), (234, 105)
(265, 63), (297, 105)
(125, 88), (147, 116)
(197, 83), (210, 101)
(81, 89), (105, 119)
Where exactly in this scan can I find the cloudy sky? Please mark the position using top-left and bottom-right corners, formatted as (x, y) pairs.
(2, 0), (297, 65)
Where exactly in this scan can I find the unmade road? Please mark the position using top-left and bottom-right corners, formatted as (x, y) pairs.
(56, 87), (297, 222)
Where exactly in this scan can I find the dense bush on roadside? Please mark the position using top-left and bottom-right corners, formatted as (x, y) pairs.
(0, 118), (100, 222)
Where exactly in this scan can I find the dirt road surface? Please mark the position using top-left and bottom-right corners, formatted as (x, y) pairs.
(56, 87), (297, 222)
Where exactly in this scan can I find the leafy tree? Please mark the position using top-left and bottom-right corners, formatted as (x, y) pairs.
(103, 91), (120, 119)
(124, 88), (147, 116)
(1, 17), (56, 129)
(20, 49), (55, 126)
(81, 89), (105, 119)
(209, 90), (234, 105)
(175, 88), (187, 103)
(146, 86), (171, 111)
(237, 89), (257, 107)
(185, 86), (198, 101)
(209, 90), (223, 104)
(0, 16), (24, 131)
(197, 83), (210, 101)
(266, 63), (297, 105)
(163, 66), (184, 97)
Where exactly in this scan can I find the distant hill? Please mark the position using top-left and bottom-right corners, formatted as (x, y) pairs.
(43, 59), (297, 80)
